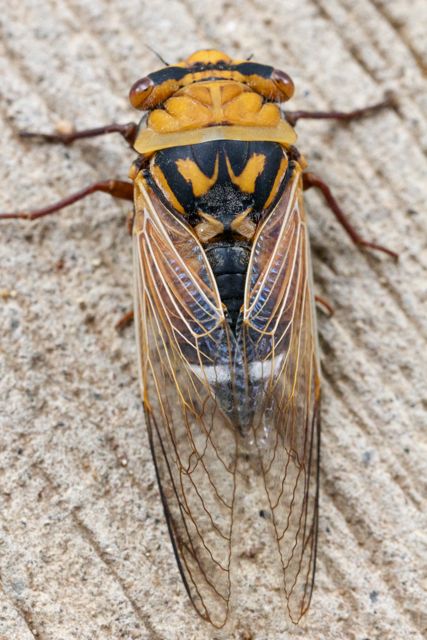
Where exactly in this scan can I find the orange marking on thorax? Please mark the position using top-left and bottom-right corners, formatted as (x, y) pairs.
(263, 156), (289, 209)
(225, 154), (266, 193)
(176, 154), (219, 197)
(150, 164), (185, 213)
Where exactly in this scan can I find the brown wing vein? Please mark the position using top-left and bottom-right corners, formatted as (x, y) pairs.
(133, 180), (236, 627)
(243, 166), (320, 623)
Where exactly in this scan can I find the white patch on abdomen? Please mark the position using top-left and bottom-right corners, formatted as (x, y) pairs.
(189, 351), (285, 386)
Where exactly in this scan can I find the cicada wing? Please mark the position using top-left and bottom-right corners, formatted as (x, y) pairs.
(132, 177), (238, 628)
(242, 165), (321, 623)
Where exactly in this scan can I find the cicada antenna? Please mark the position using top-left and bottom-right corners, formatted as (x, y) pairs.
(145, 44), (169, 66)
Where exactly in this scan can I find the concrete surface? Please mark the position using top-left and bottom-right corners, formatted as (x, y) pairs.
(0, 1), (426, 639)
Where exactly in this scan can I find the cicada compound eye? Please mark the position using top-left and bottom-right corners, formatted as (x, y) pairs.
(271, 68), (295, 101)
(129, 76), (155, 109)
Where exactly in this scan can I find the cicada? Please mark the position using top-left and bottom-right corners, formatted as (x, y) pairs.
(1, 49), (397, 629)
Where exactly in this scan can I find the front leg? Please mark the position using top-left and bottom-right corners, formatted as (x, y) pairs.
(285, 93), (395, 127)
(19, 122), (138, 148)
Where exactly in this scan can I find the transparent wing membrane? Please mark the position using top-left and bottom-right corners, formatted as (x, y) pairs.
(133, 181), (237, 627)
(132, 164), (320, 626)
(243, 167), (320, 621)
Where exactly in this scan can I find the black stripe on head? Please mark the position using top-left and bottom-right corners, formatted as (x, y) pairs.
(187, 60), (233, 72)
(148, 66), (190, 85)
(183, 61), (275, 77)
(147, 61), (276, 87)
(233, 62), (275, 78)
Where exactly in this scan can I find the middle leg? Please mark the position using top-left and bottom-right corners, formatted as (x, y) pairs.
(0, 180), (134, 221)
(303, 172), (398, 260)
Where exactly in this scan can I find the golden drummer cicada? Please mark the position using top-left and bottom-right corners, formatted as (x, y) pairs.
(1, 49), (397, 629)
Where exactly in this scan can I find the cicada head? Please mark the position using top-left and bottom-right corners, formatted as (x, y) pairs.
(129, 49), (295, 110)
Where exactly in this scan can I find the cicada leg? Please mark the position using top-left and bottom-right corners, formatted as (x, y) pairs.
(314, 295), (334, 317)
(1, 180), (135, 330)
(115, 309), (134, 332)
(285, 93), (395, 127)
(0, 180), (134, 221)
(19, 122), (138, 147)
(303, 172), (398, 260)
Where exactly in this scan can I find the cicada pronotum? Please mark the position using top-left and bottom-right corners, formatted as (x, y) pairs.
(1, 49), (397, 629)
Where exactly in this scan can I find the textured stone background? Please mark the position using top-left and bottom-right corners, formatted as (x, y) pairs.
(0, 1), (426, 639)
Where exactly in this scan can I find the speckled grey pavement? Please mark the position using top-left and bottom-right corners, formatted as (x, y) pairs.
(0, 2), (426, 639)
